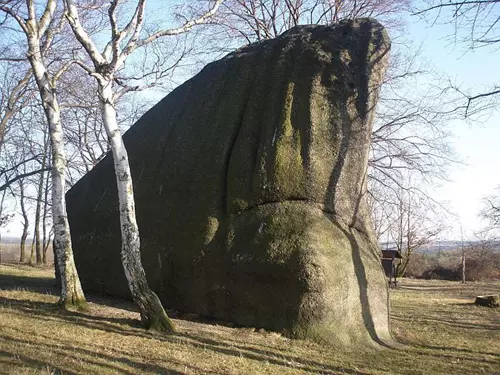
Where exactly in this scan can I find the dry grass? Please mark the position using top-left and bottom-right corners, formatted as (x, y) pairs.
(0, 264), (499, 375)
(0, 242), (54, 264)
(0, 244), (22, 264)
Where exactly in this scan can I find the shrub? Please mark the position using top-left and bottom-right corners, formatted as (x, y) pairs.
(404, 245), (500, 281)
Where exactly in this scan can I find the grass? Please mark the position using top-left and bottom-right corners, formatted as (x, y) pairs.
(0, 242), (54, 264)
(0, 264), (499, 375)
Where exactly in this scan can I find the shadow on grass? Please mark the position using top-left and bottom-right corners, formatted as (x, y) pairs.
(0, 272), (57, 295)
(0, 296), (143, 334)
(0, 295), (370, 374)
(417, 344), (500, 359)
(392, 314), (500, 331)
(0, 335), (187, 375)
(177, 332), (371, 375)
(397, 283), (500, 297)
(397, 286), (465, 293)
(0, 268), (140, 313)
(0, 350), (77, 375)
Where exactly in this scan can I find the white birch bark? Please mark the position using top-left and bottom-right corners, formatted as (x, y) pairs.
(98, 78), (174, 332)
(26, 25), (87, 309)
(63, 0), (224, 331)
(0, 0), (87, 308)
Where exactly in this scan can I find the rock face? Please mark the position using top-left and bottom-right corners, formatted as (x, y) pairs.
(67, 18), (392, 347)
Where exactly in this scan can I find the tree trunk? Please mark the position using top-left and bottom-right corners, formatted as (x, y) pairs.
(34, 132), (49, 264)
(27, 30), (87, 309)
(98, 78), (174, 333)
(0, 189), (6, 264)
(42, 157), (51, 264)
(461, 251), (466, 284)
(461, 229), (466, 284)
(396, 247), (413, 278)
(19, 180), (29, 263)
(29, 237), (35, 264)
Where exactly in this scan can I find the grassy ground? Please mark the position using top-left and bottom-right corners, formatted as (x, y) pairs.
(0, 264), (499, 375)
(0, 242), (54, 264)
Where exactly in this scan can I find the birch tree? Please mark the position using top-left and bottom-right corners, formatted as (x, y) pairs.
(0, 0), (87, 309)
(62, 0), (223, 332)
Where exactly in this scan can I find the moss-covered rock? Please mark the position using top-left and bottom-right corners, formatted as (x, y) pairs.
(67, 18), (392, 347)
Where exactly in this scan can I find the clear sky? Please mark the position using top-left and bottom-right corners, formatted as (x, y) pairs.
(406, 13), (500, 239)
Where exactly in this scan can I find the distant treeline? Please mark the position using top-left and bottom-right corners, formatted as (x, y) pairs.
(406, 246), (500, 281)
(381, 240), (500, 254)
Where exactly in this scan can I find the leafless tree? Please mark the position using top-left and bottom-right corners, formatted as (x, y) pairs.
(62, 0), (224, 332)
(414, 0), (500, 117)
(392, 185), (444, 277)
(0, 62), (33, 153)
(194, 0), (409, 43)
(0, 94), (52, 264)
(0, 0), (87, 309)
(481, 187), (500, 237)
(415, 1), (500, 239)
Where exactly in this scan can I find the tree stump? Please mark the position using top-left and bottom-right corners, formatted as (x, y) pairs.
(474, 295), (500, 308)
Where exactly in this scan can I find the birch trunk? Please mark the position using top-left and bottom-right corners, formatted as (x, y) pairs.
(27, 30), (87, 309)
(98, 78), (174, 333)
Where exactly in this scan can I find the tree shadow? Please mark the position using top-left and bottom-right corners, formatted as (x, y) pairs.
(1, 294), (372, 374)
(169, 332), (372, 375)
(397, 285), (464, 292)
(406, 346), (500, 365)
(0, 269), (140, 314)
(0, 332), (190, 375)
(0, 295), (146, 335)
(391, 314), (500, 331)
(0, 272), (58, 294)
(415, 344), (500, 359)
(0, 350), (75, 375)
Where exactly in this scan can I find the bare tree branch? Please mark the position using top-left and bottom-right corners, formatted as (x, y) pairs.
(0, 167), (51, 192)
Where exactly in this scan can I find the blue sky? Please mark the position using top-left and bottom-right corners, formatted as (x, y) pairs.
(406, 14), (500, 239)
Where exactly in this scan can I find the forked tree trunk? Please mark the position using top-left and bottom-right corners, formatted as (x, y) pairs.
(27, 30), (87, 309)
(98, 78), (174, 332)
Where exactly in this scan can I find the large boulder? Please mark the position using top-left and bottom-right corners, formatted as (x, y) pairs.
(67, 18), (392, 347)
